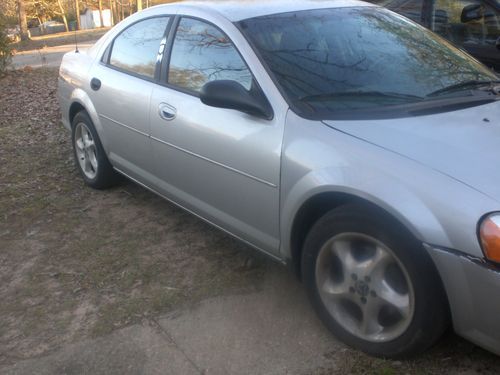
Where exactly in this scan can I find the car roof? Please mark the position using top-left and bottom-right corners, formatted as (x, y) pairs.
(149, 0), (375, 22)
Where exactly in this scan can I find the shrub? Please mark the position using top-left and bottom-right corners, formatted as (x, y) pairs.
(0, 17), (13, 75)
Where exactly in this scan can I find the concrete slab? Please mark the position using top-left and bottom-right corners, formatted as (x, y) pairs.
(1, 323), (200, 375)
(158, 268), (342, 375)
(1, 267), (343, 375)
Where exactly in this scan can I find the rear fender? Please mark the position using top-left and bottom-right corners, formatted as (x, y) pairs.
(69, 88), (109, 151)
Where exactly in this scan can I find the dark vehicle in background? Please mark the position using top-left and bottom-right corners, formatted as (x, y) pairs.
(373, 0), (500, 69)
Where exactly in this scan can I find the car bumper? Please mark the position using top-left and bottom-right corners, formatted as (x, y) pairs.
(427, 245), (500, 355)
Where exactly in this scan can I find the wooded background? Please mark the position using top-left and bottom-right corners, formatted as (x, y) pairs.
(0, 0), (176, 40)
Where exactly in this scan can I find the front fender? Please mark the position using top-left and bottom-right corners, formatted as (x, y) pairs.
(280, 113), (495, 261)
(281, 167), (448, 259)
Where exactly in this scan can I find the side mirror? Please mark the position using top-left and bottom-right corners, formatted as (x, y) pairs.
(461, 4), (483, 23)
(200, 80), (273, 120)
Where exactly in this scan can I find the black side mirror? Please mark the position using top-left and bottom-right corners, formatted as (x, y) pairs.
(200, 80), (273, 120)
(461, 4), (483, 23)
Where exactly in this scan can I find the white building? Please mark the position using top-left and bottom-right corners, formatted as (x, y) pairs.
(80, 8), (112, 29)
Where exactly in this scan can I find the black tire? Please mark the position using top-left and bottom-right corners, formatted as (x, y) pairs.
(71, 111), (119, 189)
(302, 203), (448, 358)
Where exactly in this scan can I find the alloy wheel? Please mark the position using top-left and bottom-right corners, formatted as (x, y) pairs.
(74, 122), (98, 180)
(315, 232), (415, 342)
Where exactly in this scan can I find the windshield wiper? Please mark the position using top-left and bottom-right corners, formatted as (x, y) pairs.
(298, 91), (425, 102)
(426, 80), (500, 97)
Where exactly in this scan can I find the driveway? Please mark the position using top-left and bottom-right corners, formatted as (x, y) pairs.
(12, 42), (96, 69)
(1, 269), (343, 375)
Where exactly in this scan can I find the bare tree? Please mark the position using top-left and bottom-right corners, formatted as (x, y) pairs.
(137, 0), (142, 12)
(56, 0), (69, 31)
(98, 0), (104, 27)
(109, 0), (114, 26)
(75, 0), (80, 30)
(17, 0), (29, 41)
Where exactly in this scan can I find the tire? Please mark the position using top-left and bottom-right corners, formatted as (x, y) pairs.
(71, 111), (119, 189)
(302, 203), (448, 358)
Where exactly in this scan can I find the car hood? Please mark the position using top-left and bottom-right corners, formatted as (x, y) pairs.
(323, 101), (500, 202)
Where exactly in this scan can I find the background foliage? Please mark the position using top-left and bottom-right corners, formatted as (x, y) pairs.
(0, 16), (13, 74)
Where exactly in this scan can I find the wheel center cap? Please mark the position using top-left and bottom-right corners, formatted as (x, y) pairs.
(354, 280), (369, 297)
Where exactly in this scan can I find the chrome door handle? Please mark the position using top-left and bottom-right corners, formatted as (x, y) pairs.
(158, 103), (176, 121)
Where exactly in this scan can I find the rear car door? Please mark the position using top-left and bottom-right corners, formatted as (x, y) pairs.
(90, 16), (171, 181)
(149, 16), (285, 255)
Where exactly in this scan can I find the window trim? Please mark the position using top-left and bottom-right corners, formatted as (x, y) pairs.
(102, 15), (174, 83)
(159, 15), (261, 99)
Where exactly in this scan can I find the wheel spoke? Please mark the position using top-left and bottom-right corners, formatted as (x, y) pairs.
(364, 246), (392, 278)
(321, 277), (352, 301)
(373, 281), (411, 319)
(83, 155), (91, 172)
(85, 139), (95, 150)
(83, 130), (92, 148)
(76, 138), (85, 151)
(333, 239), (361, 277)
(360, 297), (384, 335)
(89, 151), (98, 171)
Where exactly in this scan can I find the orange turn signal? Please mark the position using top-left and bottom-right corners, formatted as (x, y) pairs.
(479, 215), (500, 263)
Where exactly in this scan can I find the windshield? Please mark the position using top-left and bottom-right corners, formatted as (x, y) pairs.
(238, 7), (498, 118)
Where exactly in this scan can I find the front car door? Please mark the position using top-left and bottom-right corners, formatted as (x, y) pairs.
(90, 16), (172, 181)
(149, 15), (287, 256)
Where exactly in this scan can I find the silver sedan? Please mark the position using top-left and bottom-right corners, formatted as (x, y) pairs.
(58, 0), (500, 358)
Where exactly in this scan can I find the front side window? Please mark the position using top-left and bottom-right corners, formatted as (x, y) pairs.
(239, 7), (497, 118)
(109, 17), (170, 78)
(168, 17), (253, 92)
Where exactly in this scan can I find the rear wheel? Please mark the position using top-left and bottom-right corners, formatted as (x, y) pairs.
(302, 204), (448, 358)
(72, 111), (119, 189)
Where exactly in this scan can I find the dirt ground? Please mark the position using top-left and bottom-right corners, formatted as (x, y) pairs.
(0, 68), (268, 366)
(1, 68), (500, 374)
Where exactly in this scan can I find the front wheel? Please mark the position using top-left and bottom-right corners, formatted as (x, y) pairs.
(302, 204), (448, 358)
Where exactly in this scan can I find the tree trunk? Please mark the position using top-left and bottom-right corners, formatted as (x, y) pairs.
(137, 0), (142, 12)
(17, 0), (29, 41)
(98, 0), (104, 28)
(75, 0), (80, 30)
(57, 0), (69, 32)
(109, 0), (114, 26)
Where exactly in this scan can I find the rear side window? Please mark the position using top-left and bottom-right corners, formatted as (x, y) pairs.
(168, 17), (253, 92)
(109, 17), (170, 78)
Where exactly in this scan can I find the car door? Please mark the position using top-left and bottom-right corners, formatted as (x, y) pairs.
(90, 16), (171, 181)
(149, 16), (284, 255)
